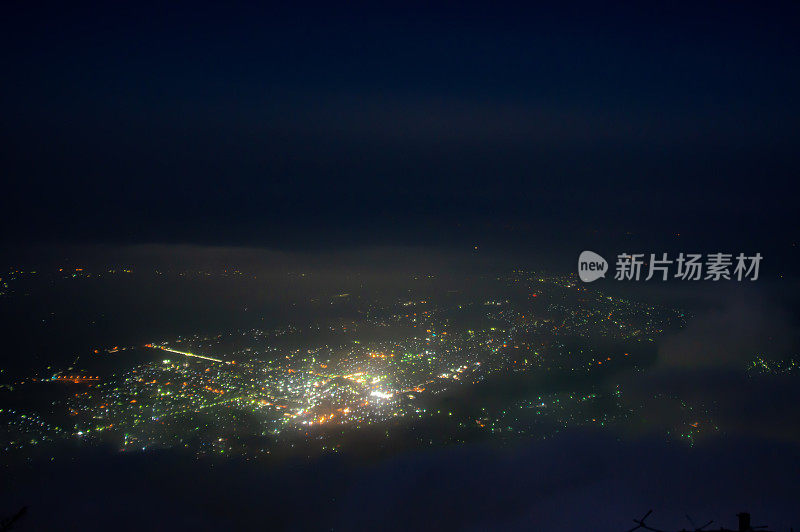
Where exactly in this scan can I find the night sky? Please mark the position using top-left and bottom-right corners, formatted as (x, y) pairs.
(1, 3), (798, 256)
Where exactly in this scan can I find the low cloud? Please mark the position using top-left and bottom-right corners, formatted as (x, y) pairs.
(657, 289), (795, 370)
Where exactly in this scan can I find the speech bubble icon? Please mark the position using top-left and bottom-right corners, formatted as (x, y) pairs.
(578, 251), (608, 282)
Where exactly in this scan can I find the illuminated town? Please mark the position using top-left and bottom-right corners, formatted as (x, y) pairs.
(1, 270), (724, 463)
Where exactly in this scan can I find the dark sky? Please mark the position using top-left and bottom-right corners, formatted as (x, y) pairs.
(1, 2), (799, 255)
